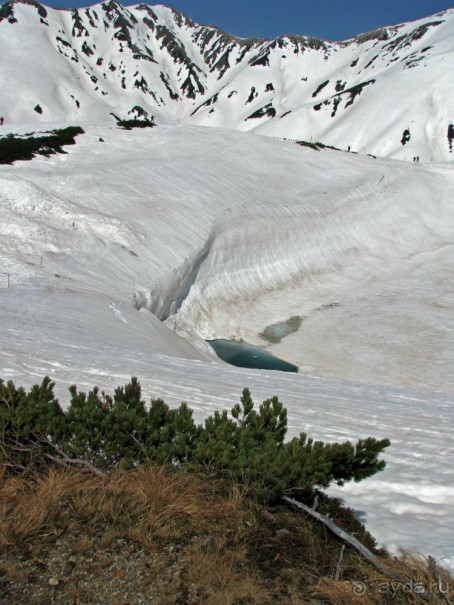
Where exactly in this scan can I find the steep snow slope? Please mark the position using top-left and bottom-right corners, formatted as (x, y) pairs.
(170, 154), (454, 392)
(0, 0), (454, 160)
(0, 124), (453, 562)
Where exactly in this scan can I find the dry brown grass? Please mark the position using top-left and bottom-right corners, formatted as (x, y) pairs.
(181, 536), (275, 604)
(71, 535), (92, 554)
(0, 464), (250, 547)
(0, 465), (452, 605)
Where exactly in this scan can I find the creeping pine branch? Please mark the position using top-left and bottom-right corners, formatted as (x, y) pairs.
(283, 496), (435, 603)
(43, 451), (108, 479)
(36, 436), (108, 479)
(0, 445), (35, 472)
(334, 544), (345, 581)
(1, 429), (107, 479)
(0, 430), (41, 471)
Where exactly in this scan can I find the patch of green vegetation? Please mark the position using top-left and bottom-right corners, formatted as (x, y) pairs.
(296, 140), (341, 152)
(296, 139), (320, 151)
(1, 376), (390, 504)
(116, 118), (155, 130)
(0, 126), (84, 164)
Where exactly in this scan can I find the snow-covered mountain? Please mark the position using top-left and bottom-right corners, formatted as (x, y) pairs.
(1, 0), (454, 160)
(1, 0), (454, 567)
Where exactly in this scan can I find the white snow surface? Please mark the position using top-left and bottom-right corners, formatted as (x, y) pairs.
(0, 123), (453, 566)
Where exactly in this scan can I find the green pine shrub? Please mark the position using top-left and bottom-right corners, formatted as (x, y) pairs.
(0, 376), (67, 470)
(116, 118), (155, 129)
(0, 377), (390, 503)
(296, 139), (341, 152)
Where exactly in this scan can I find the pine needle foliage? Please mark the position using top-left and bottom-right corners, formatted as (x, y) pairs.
(0, 377), (390, 502)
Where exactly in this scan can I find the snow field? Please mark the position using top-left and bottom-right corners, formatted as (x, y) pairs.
(0, 123), (453, 565)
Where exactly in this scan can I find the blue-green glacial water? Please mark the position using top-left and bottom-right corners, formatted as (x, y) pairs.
(208, 339), (299, 373)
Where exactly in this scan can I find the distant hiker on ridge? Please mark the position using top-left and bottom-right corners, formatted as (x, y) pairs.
(0, 117), (4, 126)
